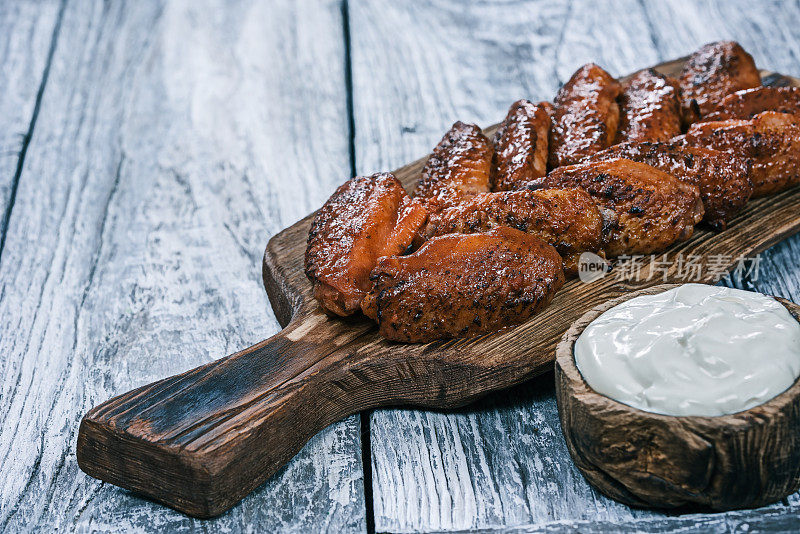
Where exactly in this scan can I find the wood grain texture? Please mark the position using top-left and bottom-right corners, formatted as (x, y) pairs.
(349, 0), (800, 531)
(0, 0), (62, 242)
(423, 504), (800, 533)
(0, 0), (365, 531)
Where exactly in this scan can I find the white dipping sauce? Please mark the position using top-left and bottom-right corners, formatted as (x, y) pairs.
(574, 284), (800, 417)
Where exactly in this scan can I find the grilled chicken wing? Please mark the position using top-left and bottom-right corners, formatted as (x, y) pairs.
(589, 141), (752, 229)
(539, 100), (555, 119)
(361, 227), (564, 342)
(415, 121), (492, 213)
(615, 69), (682, 143)
(681, 111), (800, 197)
(705, 86), (800, 120)
(549, 63), (622, 168)
(526, 158), (704, 256)
(491, 100), (551, 190)
(678, 41), (761, 124)
(305, 173), (428, 316)
(422, 188), (610, 273)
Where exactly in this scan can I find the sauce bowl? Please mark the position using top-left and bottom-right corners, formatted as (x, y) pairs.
(555, 283), (800, 510)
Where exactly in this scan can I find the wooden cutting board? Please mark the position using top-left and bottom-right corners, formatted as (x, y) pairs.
(76, 58), (800, 518)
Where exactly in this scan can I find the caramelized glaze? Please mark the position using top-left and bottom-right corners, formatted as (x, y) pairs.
(682, 111), (800, 197)
(705, 86), (800, 120)
(549, 63), (622, 168)
(491, 100), (550, 190)
(423, 188), (609, 274)
(415, 121), (492, 213)
(361, 227), (564, 342)
(678, 40), (761, 124)
(305, 173), (428, 316)
(530, 158), (704, 256)
(590, 141), (752, 229)
(615, 69), (682, 143)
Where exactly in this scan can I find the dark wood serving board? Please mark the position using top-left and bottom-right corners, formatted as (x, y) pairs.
(76, 58), (800, 518)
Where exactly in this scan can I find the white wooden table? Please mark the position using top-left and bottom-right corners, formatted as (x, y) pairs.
(1, 1), (799, 532)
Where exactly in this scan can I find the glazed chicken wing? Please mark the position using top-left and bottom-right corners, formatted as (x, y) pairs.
(681, 111), (800, 197)
(589, 141), (752, 230)
(527, 158), (704, 257)
(305, 172), (428, 316)
(678, 41), (761, 124)
(705, 86), (800, 121)
(615, 69), (682, 143)
(361, 227), (564, 342)
(491, 100), (550, 190)
(549, 63), (622, 168)
(539, 100), (555, 119)
(422, 188), (611, 274)
(415, 121), (492, 214)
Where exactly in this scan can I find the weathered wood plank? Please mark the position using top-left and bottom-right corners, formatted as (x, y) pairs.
(350, 0), (800, 531)
(0, 0), (62, 243)
(439, 504), (800, 533)
(640, 0), (800, 76)
(0, 0), (365, 531)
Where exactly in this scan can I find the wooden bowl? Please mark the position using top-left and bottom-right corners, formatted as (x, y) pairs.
(555, 283), (800, 511)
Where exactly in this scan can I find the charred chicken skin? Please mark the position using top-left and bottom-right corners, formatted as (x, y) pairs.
(361, 227), (565, 342)
(526, 158), (704, 257)
(589, 141), (752, 230)
(305, 172), (428, 316)
(539, 100), (555, 119)
(615, 69), (682, 143)
(681, 111), (800, 197)
(304, 40), (800, 343)
(491, 100), (551, 190)
(415, 121), (492, 214)
(678, 41), (761, 124)
(549, 63), (622, 168)
(422, 188), (610, 274)
(705, 86), (800, 121)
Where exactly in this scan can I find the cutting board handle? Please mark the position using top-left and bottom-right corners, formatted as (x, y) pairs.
(76, 310), (372, 518)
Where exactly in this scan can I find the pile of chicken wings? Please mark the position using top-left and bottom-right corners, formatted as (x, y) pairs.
(305, 41), (800, 343)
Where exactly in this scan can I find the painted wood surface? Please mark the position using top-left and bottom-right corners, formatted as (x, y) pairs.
(436, 504), (800, 533)
(0, 0), (366, 532)
(348, 0), (800, 531)
(0, 0), (62, 243)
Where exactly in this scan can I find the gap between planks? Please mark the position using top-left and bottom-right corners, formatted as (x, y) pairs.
(341, 1), (377, 532)
(0, 0), (66, 262)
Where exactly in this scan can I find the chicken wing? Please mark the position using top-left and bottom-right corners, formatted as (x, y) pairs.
(549, 63), (622, 168)
(539, 100), (555, 119)
(422, 188), (610, 273)
(491, 100), (550, 190)
(526, 158), (704, 257)
(705, 86), (800, 120)
(615, 69), (682, 143)
(681, 111), (800, 197)
(589, 141), (752, 230)
(305, 172), (428, 316)
(361, 227), (564, 342)
(678, 41), (761, 124)
(415, 121), (492, 213)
